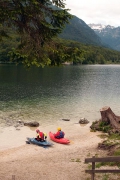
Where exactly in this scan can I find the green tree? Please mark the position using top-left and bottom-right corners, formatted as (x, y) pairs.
(0, 0), (72, 66)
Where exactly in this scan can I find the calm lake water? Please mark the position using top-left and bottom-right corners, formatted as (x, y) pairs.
(0, 64), (120, 126)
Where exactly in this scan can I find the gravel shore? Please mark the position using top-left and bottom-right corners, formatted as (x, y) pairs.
(0, 121), (104, 180)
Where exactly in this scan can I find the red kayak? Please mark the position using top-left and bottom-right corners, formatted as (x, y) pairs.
(49, 132), (70, 144)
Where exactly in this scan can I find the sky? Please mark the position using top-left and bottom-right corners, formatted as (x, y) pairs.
(65, 0), (120, 27)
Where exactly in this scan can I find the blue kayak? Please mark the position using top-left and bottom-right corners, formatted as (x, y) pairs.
(26, 137), (53, 147)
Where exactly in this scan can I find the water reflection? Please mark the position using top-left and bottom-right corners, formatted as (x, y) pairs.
(1, 64), (120, 125)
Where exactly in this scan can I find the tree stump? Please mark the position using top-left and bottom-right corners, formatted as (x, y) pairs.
(100, 106), (120, 130)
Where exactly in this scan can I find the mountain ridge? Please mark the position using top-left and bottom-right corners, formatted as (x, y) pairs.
(59, 16), (103, 47)
(88, 23), (120, 51)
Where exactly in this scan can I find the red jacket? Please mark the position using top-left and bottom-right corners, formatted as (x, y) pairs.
(36, 131), (44, 140)
(54, 131), (65, 138)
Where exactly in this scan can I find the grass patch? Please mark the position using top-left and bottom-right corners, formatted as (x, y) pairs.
(70, 158), (81, 162)
(75, 158), (81, 162)
(98, 134), (109, 139)
(90, 120), (120, 171)
(87, 152), (91, 157)
(102, 174), (109, 180)
(99, 121), (111, 133)
(108, 133), (120, 140)
(95, 162), (107, 168)
(91, 120), (113, 133)
(88, 164), (92, 170)
(114, 149), (120, 156)
(95, 161), (120, 168)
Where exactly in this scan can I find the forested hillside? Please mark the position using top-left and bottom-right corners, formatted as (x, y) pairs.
(1, 30), (120, 65)
(58, 39), (120, 65)
(59, 16), (103, 46)
(1, 1), (119, 67)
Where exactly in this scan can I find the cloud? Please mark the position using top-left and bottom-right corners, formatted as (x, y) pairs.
(65, 0), (120, 27)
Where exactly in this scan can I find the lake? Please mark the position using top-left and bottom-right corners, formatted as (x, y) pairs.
(0, 64), (120, 126)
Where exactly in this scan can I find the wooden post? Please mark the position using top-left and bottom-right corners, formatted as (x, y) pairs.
(91, 156), (95, 180)
(85, 156), (120, 179)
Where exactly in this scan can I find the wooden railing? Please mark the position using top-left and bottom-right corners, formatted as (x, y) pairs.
(85, 156), (120, 180)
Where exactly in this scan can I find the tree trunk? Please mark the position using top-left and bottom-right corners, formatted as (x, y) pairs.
(100, 106), (120, 129)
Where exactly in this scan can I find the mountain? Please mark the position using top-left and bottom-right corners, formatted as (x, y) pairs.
(59, 16), (103, 46)
(88, 24), (109, 30)
(88, 24), (120, 51)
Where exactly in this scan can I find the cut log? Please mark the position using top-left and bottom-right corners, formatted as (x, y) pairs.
(100, 106), (120, 130)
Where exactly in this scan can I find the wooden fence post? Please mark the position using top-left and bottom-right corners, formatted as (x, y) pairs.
(91, 156), (95, 180)
(85, 156), (120, 180)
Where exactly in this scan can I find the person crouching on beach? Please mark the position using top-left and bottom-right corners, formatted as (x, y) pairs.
(54, 127), (65, 139)
(36, 129), (47, 141)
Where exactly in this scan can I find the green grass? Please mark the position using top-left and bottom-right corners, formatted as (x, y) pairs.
(70, 158), (81, 162)
(108, 133), (120, 140)
(99, 121), (111, 133)
(114, 149), (120, 156)
(87, 152), (91, 157)
(98, 134), (109, 139)
(75, 158), (81, 162)
(102, 174), (109, 180)
(95, 162), (107, 168)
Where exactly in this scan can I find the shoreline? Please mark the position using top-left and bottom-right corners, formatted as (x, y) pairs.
(0, 122), (106, 180)
(0, 120), (94, 151)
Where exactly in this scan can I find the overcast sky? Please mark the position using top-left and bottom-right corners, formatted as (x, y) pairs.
(65, 0), (120, 27)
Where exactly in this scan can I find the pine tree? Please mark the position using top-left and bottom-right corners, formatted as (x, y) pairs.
(0, 0), (72, 66)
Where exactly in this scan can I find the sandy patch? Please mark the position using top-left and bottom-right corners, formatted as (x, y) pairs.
(0, 122), (108, 180)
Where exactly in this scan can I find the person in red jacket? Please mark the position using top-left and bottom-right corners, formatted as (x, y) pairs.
(36, 129), (47, 141)
(54, 127), (65, 139)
